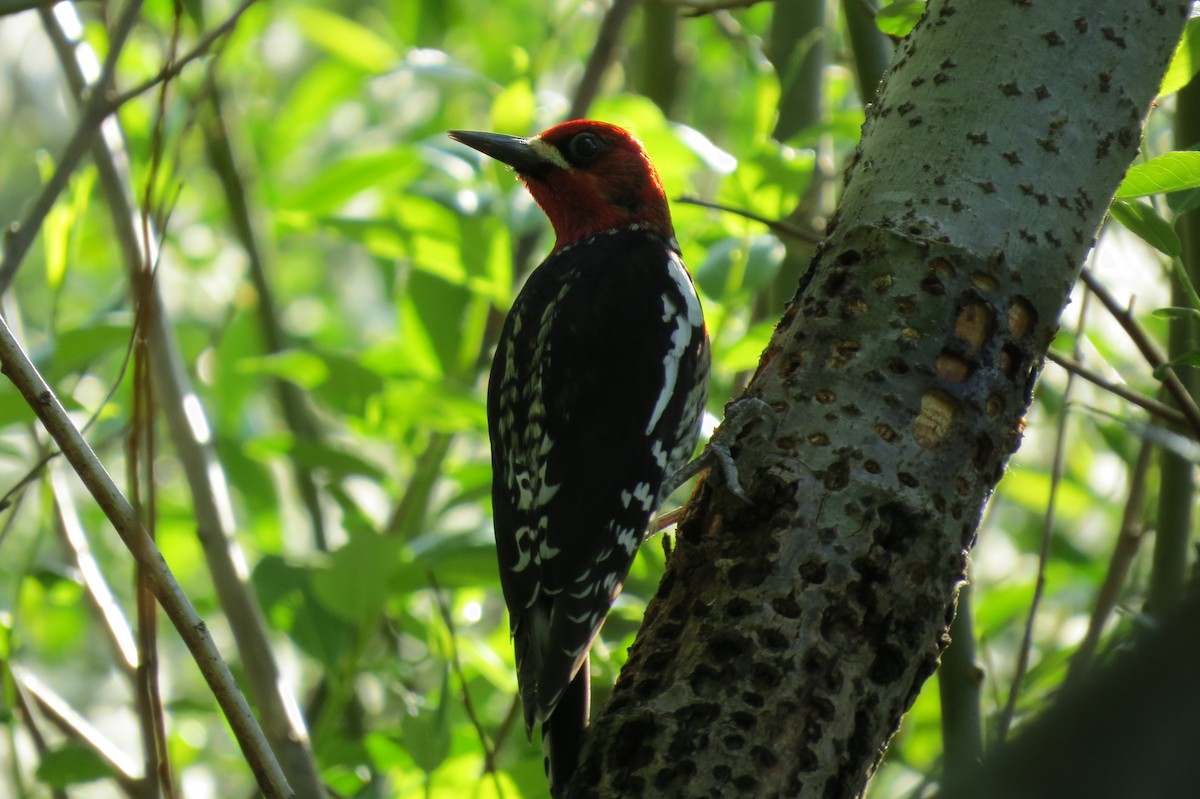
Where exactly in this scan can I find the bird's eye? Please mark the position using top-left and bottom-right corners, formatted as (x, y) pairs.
(568, 132), (602, 163)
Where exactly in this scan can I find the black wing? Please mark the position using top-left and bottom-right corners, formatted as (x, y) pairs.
(488, 228), (709, 729)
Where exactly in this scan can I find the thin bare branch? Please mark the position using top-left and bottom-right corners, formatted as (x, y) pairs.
(1045, 351), (1190, 429)
(50, 463), (139, 673)
(569, 0), (640, 120)
(108, 0), (259, 110)
(429, 577), (504, 790)
(1080, 268), (1200, 438)
(939, 580), (984, 781)
(0, 296), (292, 797)
(14, 666), (146, 795)
(676, 195), (824, 244)
(0, 0), (57, 16)
(5, 664), (70, 799)
(660, 0), (770, 17)
(30, 5), (299, 795)
(130, 8), (181, 793)
(1065, 440), (1152, 685)
(199, 79), (329, 550)
(0, 0), (144, 294)
(998, 289), (1090, 739)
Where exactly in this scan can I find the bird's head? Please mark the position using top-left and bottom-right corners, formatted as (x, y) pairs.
(450, 120), (675, 250)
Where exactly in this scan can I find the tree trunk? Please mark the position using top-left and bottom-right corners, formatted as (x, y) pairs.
(569, 2), (1189, 797)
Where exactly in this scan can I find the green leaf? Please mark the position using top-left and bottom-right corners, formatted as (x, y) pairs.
(1153, 306), (1200, 321)
(238, 349), (330, 388)
(1166, 186), (1200, 216)
(360, 306), (444, 381)
(1155, 349), (1200, 377)
(400, 532), (499, 591)
(36, 320), (133, 381)
(312, 532), (404, 623)
(743, 234), (787, 291)
(37, 151), (92, 291)
(875, 2), (925, 37)
(253, 556), (354, 668)
(399, 666), (452, 773)
(310, 350), (386, 414)
(994, 469), (1095, 521)
(1115, 152), (1200, 199)
(291, 7), (399, 72)
(36, 744), (114, 787)
(364, 731), (412, 771)
(1108, 199), (1181, 257)
(694, 235), (782, 300)
(718, 320), (775, 373)
(1159, 16), (1200, 98)
(491, 78), (535, 136)
(281, 149), (420, 214)
(291, 439), (387, 481)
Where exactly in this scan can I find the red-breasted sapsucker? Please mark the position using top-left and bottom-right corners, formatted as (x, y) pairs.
(450, 120), (709, 796)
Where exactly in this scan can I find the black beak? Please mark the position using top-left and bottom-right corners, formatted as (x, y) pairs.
(448, 130), (552, 178)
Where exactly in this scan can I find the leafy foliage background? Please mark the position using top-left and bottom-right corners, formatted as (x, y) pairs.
(0, 1), (1192, 797)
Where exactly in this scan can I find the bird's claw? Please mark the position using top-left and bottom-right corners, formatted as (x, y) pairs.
(660, 396), (775, 504)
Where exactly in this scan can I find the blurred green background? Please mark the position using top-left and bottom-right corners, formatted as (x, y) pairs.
(0, 1), (1191, 797)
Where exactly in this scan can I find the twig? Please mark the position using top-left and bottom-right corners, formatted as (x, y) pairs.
(50, 463), (139, 673)
(660, 0), (770, 17)
(0, 0), (57, 16)
(569, 0), (640, 120)
(108, 0), (259, 110)
(997, 289), (1090, 739)
(429, 577), (504, 789)
(199, 78), (329, 550)
(36, 5), (302, 796)
(5, 663), (70, 799)
(0, 0), (144, 294)
(0, 332), (145, 514)
(1080, 268), (1200, 439)
(1064, 440), (1152, 685)
(0, 295), (292, 797)
(490, 696), (525, 771)
(676, 195), (824, 244)
(130, 9), (182, 793)
(1044, 350), (1189, 429)
(132, 291), (174, 799)
(652, 504), (686, 533)
(13, 667), (143, 795)
(386, 433), (453, 538)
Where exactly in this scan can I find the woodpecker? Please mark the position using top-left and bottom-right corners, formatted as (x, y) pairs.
(450, 121), (709, 794)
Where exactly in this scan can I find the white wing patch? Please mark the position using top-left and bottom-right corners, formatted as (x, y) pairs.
(645, 252), (704, 436)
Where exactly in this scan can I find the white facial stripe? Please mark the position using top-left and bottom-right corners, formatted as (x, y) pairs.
(528, 137), (572, 170)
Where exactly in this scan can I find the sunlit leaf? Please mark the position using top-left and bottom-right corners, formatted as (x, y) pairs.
(1159, 16), (1200, 98)
(312, 532), (404, 623)
(1116, 152), (1200, 199)
(238, 349), (330, 388)
(281, 149), (421, 213)
(291, 6), (399, 72)
(1108, 199), (1181, 257)
(875, 2), (924, 37)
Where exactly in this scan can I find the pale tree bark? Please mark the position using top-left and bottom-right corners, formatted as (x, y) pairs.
(569, 2), (1190, 798)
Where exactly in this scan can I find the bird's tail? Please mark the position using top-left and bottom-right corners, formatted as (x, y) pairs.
(542, 654), (590, 798)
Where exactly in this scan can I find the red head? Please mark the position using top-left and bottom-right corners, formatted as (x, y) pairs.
(449, 120), (675, 250)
